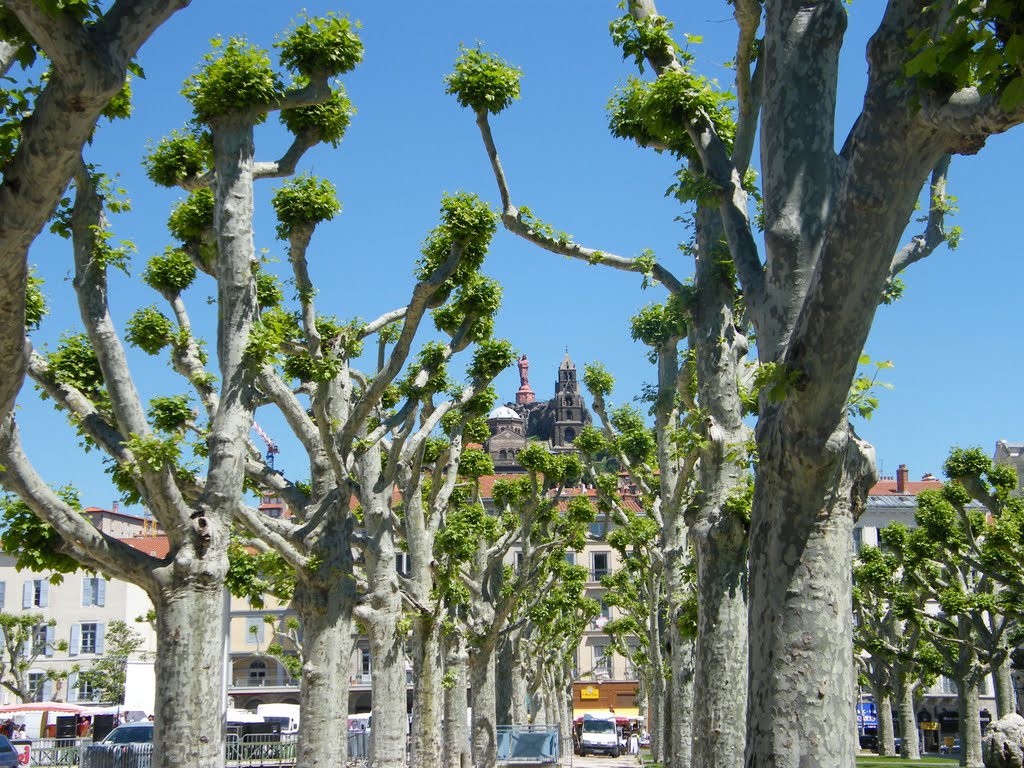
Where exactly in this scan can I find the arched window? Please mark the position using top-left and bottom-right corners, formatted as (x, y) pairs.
(249, 659), (267, 685)
(564, 427), (576, 443)
(564, 397), (572, 406)
(499, 450), (508, 460)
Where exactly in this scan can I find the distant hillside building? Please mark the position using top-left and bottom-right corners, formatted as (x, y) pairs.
(484, 351), (591, 472)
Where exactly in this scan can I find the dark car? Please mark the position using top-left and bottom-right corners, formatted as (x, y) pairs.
(0, 735), (20, 768)
(81, 723), (154, 768)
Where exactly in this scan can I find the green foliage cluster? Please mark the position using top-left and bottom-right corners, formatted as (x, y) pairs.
(280, 87), (353, 147)
(78, 620), (146, 704)
(25, 270), (47, 331)
(277, 13), (364, 77)
(608, 70), (735, 160)
(272, 174), (341, 239)
(144, 248), (197, 296)
(167, 189), (215, 243)
(225, 543), (296, 608)
(126, 306), (174, 356)
(183, 37), (284, 123)
(416, 192), (498, 289)
(46, 334), (107, 404)
(148, 395), (192, 433)
(467, 338), (516, 381)
(907, 0), (1024, 110)
(582, 362), (615, 399)
(0, 490), (86, 579)
(143, 129), (212, 188)
(433, 274), (503, 343)
(255, 271), (283, 309)
(609, 9), (681, 72)
(847, 355), (894, 421)
(446, 45), (522, 115)
(630, 298), (687, 347)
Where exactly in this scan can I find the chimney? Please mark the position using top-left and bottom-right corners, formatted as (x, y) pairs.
(112, 501), (119, 514)
(896, 464), (909, 494)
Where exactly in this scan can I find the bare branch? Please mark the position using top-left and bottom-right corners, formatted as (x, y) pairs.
(890, 155), (953, 277)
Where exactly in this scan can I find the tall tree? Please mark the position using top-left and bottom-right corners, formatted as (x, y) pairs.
(0, 0), (189, 425)
(0, 15), (366, 768)
(452, 2), (1024, 765)
(77, 619), (146, 705)
(0, 612), (64, 702)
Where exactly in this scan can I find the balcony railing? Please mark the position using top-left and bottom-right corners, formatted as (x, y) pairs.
(231, 675), (299, 689)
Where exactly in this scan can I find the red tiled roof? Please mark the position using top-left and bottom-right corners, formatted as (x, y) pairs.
(868, 479), (943, 496)
(120, 536), (171, 559)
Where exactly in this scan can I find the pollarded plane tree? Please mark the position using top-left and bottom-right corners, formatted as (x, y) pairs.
(435, 443), (596, 768)
(0, 0), (190, 426)
(574, 355), (701, 767)
(853, 543), (941, 760)
(882, 448), (1024, 767)
(0, 15), (373, 768)
(448, 36), (757, 767)
(456, 0), (1011, 763)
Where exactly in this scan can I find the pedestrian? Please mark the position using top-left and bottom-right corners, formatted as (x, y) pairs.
(628, 730), (639, 755)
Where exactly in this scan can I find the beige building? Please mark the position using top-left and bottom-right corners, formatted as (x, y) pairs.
(0, 510), (157, 706)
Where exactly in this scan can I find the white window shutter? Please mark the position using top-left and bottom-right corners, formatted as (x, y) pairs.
(96, 579), (106, 607)
(81, 579), (92, 607)
(94, 624), (105, 655)
(39, 580), (49, 608)
(69, 624), (81, 656)
(0, 581), (6, 610)
(22, 582), (32, 609)
(44, 626), (55, 657)
(42, 678), (54, 701)
(67, 672), (79, 702)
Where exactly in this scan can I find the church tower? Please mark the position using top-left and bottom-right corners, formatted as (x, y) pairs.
(552, 351), (585, 450)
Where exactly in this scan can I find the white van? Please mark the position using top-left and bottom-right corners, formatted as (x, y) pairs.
(579, 716), (620, 757)
(255, 703), (300, 735)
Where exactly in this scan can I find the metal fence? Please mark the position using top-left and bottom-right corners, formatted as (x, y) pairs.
(80, 742), (153, 768)
(15, 737), (91, 766)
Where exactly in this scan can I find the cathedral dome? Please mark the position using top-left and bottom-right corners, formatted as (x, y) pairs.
(488, 406), (521, 421)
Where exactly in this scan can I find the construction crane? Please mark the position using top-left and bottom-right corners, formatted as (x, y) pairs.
(252, 421), (280, 469)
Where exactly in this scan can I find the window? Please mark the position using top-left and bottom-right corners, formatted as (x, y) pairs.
(32, 625), (48, 656)
(360, 648), (372, 680)
(27, 672), (45, 702)
(852, 527), (863, 554)
(22, 579), (48, 609)
(515, 551), (525, 574)
(70, 623), (104, 655)
(77, 676), (96, 702)
(938, 676), (958, 695)
(248, 659), (267, 685)
(589, 519), (607, 539)
(594, 600), (611, 629)
(0, 581), (5, 610)
(564, 552), (576, 566)
(592, 552), (610, 581)
(246, 617), (265, 645)
(593, 646), (611, 676)
(81, 623), (98, 654)
(82, 577), (106, 607)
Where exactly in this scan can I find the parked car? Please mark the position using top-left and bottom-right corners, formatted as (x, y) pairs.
(81, 723), (154, 768)
(0, 735), (20, 768)
(940, 739), (961, 755)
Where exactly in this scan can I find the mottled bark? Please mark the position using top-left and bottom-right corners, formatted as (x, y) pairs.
(469, 639), (498, 768)
(151, 581), (227, 768)
(746, 420), (875, 768)
(958, 671), (983, 768)
(992, 656), (1016, 719)
(873, 689), (896, 757)
(291, 512), (355, 768)
(895, 672), (921, 761)
(688, 205), (751, 768)
(409, 615), (443, 768)
(443, 631), (471, 768)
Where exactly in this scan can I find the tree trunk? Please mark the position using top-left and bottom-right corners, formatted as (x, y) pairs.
(873, 688), (896, 757)
(292, 574), (354, 768)
(895, 672), (921, 760)
(991, 655), (1016, 719)
(689, 203), (751, 768)
(469, 638), (498, 768)
(443, 631), (471, 768)
(409, 613), (443, 768)
(958, 674), (982, 768)
(151, 580), (227, 768)
(663, 508), (694, 768)
(647, 602), (666, 765)
(495, 632), (514, 725)
(746, 418), (874, 768)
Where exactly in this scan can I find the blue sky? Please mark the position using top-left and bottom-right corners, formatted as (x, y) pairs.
(16, 1), (1024, 510)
